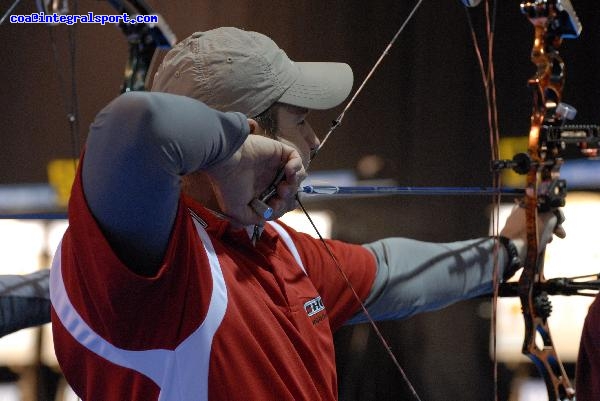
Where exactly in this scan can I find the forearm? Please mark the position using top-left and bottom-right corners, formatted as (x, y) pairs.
(348, 237), (508, 323)
(0, 270), (50, 337)
(82, 91), (249, 271)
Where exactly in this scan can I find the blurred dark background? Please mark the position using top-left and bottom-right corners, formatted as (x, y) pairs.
(1, 0), (599, 400)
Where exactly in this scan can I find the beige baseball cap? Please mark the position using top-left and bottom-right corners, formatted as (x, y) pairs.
(151, 27), (353, 117)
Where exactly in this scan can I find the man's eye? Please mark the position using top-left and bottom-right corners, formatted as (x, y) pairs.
(298, 120), (306, 126)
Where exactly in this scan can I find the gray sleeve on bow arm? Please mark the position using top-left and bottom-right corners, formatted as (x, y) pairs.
(347, 237), (509, 324)
(83, 91), (249, 270)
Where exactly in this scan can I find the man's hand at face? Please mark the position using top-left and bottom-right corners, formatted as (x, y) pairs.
(206, 119), (307, 227)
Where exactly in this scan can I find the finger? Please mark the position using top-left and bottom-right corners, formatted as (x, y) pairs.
(280, 149), (305, 182)
(553, 209), (565, 226)
(552, 209), (566, 238)
(276, 179), (299, 199)
(283, 163), (303, 187)
(250, 198), (273, 219)
(554, 225), (566, 239)
(547, 209), (566, 238)
(267, 196), (299, 220)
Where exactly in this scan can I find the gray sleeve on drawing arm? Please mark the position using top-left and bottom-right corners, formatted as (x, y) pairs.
(82, 92), (249, 272)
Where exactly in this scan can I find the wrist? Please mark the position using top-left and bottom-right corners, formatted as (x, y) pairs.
(498, 235), (522, 280)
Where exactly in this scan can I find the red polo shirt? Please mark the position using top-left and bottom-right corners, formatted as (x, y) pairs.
(51, 168), (376, 401)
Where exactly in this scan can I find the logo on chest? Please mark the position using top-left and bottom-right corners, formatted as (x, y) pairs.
(304, 296), (325, 319)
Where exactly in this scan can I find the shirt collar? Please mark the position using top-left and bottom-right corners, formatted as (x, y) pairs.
(182, 194), (278, 246)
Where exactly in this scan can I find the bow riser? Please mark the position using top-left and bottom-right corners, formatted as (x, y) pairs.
(518, 1), (576, 399)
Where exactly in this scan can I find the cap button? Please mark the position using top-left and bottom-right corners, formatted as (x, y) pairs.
(226, 57), (233, 64)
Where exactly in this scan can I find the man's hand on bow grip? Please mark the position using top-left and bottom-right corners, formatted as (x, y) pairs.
(500, 205), (566, 263)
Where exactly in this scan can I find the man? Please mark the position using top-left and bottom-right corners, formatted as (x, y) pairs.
(29, 27), (561, 400)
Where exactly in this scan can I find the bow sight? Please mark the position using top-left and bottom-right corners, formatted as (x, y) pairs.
(491, 112), (600, 212)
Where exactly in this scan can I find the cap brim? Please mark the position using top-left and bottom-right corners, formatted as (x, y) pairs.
(278, 62), (353, 110)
